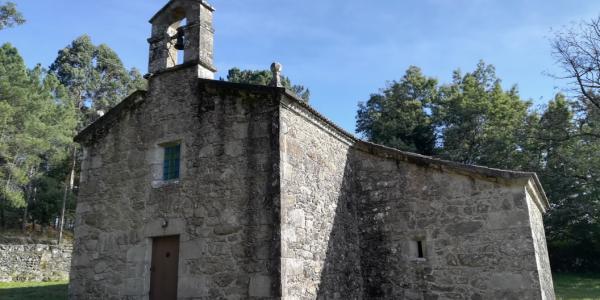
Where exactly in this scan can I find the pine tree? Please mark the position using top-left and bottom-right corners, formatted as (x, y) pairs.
(50, 35), (147, 128)
(0, 44), (76, 229)
(433, 61), (531, 169)
(356, 66), (437, 155)
(0, 1), (25, 31)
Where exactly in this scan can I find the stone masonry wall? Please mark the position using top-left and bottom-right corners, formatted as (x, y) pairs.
(70, 66), (281, 299)
(0, 244), (71, 282)
(277, 94), (554, 299)
(71, 74), (554, 299)
(526, 189), (555, 299)
(354, 150), (553, 299)
(279, 99), (362, 299)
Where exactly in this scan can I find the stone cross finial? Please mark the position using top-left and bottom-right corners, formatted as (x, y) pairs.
(270, 62), (283, 87)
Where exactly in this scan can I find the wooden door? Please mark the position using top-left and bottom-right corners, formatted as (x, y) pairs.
(150, 235), (180, 300)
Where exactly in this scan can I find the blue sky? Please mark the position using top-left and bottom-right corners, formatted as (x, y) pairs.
(2, 0), (600, 132)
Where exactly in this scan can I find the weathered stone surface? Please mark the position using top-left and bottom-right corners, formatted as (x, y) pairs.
(70, 1), (555, 299)
(148, 0), (216, 78)
(70, 64), (281, 299)
(444, 221), (483, 236)
(280, 99), (360, 299)
(71, 70), (556, 299)
(0, 243), (71, 282)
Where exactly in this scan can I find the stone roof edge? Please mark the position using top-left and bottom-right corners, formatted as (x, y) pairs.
(198, 78), (288, 95)
(74, 90), (147, 144)
(149, 0), (215, 23)
(71, 77), (549, 210)
(526, 176), (549, 214)
(73, 77), (285, 145)
(278, 89), (550, 210)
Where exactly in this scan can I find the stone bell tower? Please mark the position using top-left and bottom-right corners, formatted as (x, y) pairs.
(147, 0), (217, 79)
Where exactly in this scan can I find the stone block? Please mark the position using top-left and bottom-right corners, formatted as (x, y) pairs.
(178, 276), (209, 298)
(126, 245), (146, 263)
(249, 275), (272, 297)
(487, 211), (530, 230)
(444, 221), (483, 236)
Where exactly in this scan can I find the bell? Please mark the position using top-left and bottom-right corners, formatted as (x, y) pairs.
(174, 28), (185, 50)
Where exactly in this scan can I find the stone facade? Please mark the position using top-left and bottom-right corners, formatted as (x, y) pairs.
(70, 0), (555, 299)
(71, 68), (281, 299)
(280, 99), (360, 299)
(353, 149), (549, 299)
(278, 97), (554, 300)
(71, 74), (555, 299)
(0, 243), (71, 282)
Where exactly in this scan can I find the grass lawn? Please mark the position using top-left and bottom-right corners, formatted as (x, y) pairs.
(555, 273), (600, 300)
(0, 281), (68, 300)
(0, 274), (598, 299)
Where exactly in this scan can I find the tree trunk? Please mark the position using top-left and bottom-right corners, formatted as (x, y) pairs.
(1, 174), (12, 230)
(31, 186), (37, 232)
(21, 185), (31, 233)
(21, 167), (36, 233)
(0, 197), (4, 230)
(58, 147), (77, 245)
(21, 200), (28, 232)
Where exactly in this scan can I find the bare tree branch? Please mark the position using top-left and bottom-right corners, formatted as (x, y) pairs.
(552, 17), (600, 111)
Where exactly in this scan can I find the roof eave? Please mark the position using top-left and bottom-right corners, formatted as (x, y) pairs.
(279, 89), (550, 210)
(74, 90), (147, 144)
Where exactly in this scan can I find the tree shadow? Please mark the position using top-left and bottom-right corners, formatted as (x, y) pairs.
(314, 151), (405, 299)
(315, 151), (364, 299)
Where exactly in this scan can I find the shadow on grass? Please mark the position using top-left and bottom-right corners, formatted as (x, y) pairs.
(0, 282), (67, 300)
(555, 273), (600, 300)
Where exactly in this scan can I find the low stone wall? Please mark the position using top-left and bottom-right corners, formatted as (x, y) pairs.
(0, 243), (72, 282)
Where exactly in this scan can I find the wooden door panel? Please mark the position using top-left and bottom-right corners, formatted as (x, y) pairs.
(150, 235), (180, 300)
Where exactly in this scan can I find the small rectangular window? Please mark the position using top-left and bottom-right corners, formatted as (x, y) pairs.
(163, 144), (181, 180)
(417, 241), (424, 258)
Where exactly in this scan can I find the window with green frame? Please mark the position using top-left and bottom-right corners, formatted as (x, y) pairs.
(163, 143), (181, 180)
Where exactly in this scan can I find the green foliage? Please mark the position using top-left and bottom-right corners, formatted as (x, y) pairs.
(535, 95), (600, 272)
(0, 183), (25, 208)
(0, 43), (77, 227)
(226, 67), (310, 102)
(32, 174), (74, 227)
(356, 66), (437, 155)
(1, 36), (141, 232)
(0, 1), (25, 31)
(49, 35), (147, 127)
(554, 273), (600, 299)
(433, 61), (531, 168)
(356, 61), (532, 163)
(357, 63), (600, 272)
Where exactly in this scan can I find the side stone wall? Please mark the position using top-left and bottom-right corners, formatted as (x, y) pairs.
(279, 99), (363, 299)
(0, 244), (71, 282)
(277, 94), (554, 299)
(526, 187), (555, 299)
(354, 149), (552, 299)
(71, 77), (554, 299)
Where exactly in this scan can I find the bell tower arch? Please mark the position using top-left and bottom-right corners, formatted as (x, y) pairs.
(147, 0), (217, 79)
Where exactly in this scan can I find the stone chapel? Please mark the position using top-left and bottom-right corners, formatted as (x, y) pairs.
(69, 0), (556, 299)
